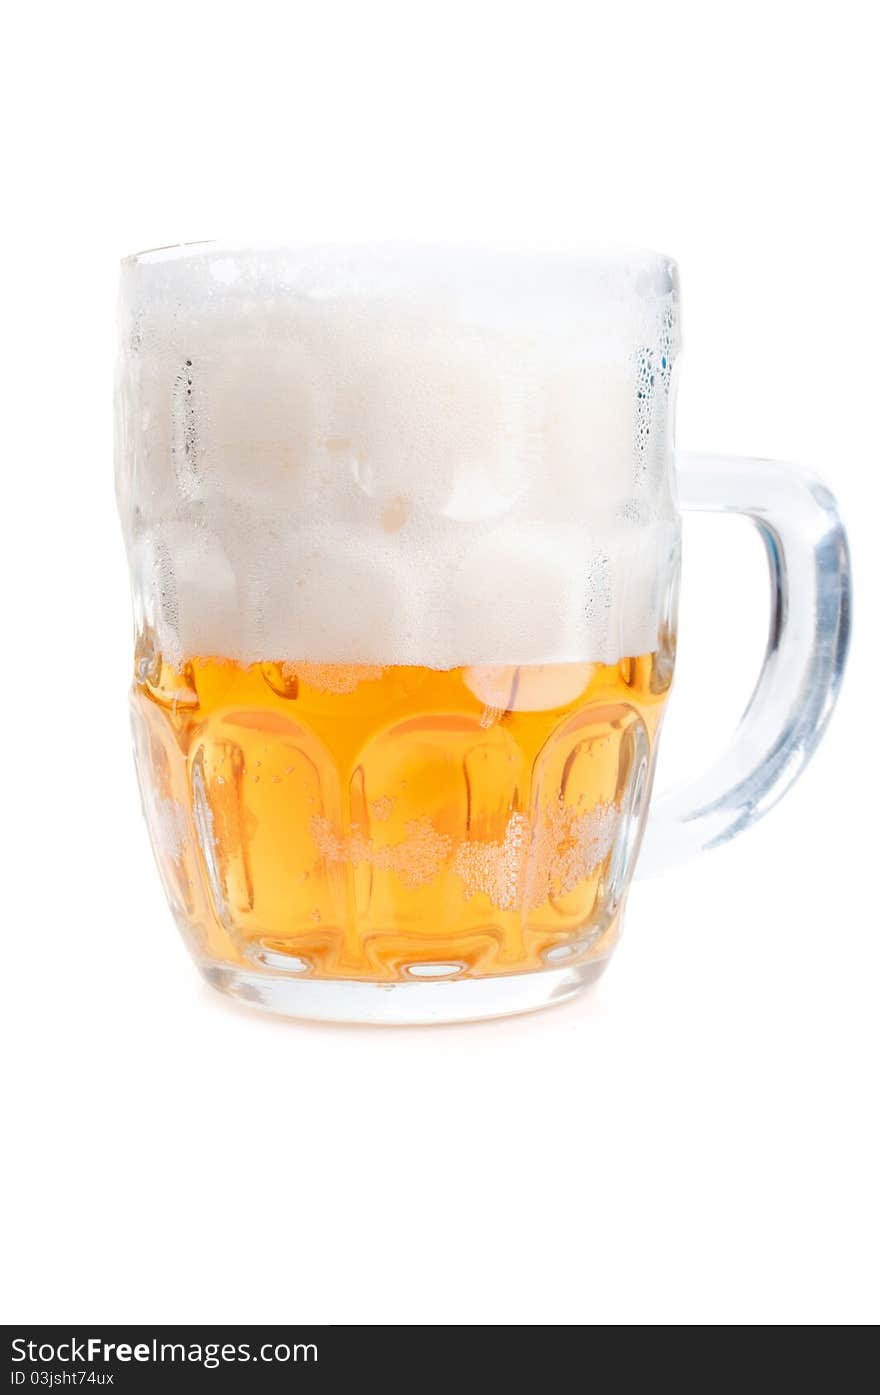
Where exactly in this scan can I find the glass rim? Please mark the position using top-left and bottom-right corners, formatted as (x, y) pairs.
(120, 237), (679, 276)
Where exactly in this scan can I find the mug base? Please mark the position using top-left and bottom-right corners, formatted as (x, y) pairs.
(199, 957), (610, 1026)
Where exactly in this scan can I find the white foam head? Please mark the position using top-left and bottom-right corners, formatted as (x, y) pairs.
(116, 242), (681, 667)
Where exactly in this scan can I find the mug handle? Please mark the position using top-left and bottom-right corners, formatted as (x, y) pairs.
(637, 451), (851, 875)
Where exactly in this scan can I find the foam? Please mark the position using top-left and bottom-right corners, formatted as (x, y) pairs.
(116, 243), (681, 667)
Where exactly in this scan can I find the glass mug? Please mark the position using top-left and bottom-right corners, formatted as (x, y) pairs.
(116, 243), (850, 1024)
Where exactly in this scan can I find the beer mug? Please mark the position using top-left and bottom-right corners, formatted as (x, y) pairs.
(116, 244), (850, 1023)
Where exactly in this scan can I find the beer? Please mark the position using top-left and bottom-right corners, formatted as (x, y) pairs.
(131, 648), (671, 981)
(118, 243), (683, 1016)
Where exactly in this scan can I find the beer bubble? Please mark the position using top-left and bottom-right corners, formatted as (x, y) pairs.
(260, 662), (299, 698)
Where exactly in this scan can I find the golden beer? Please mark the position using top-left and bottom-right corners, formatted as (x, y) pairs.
(117, 242), (689, 1017)
(131, 648), (671, 982)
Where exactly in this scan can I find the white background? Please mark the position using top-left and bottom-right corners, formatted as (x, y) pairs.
(2, 0), (877, 1326)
